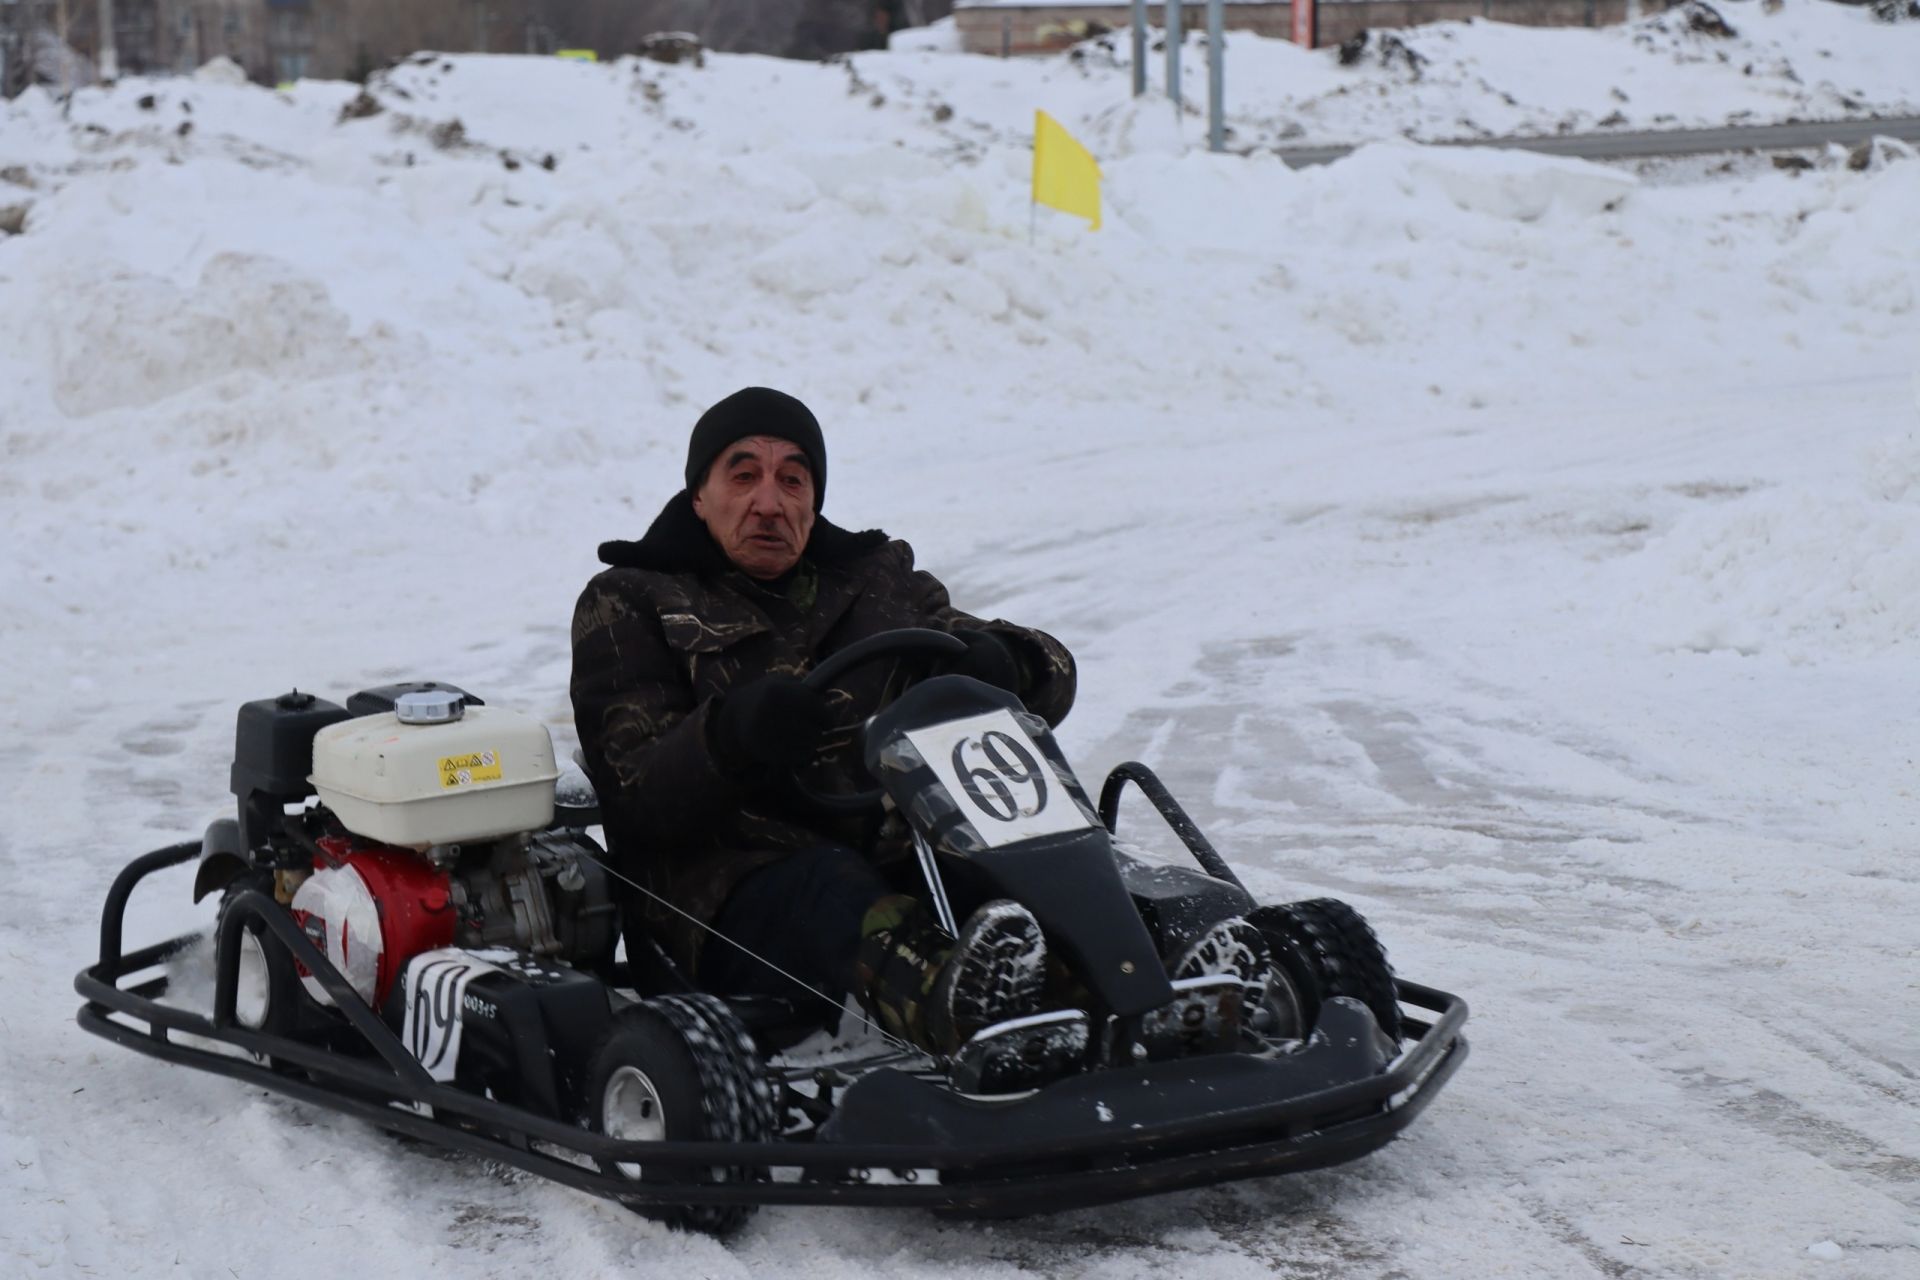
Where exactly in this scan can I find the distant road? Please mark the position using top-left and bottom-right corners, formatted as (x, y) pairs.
(1276, 115), (1920, 167)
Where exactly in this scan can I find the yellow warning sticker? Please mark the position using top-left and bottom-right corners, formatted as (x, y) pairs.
(439, 749), (503, 789)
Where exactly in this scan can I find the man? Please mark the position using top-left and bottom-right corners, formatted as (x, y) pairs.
(570, 387), (1080, 1053)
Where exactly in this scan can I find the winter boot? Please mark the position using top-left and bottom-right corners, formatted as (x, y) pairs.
(857, 898), (1046, 1055)
(929, 900), (1048, 1054)
(1171, 916), (1273, 1010)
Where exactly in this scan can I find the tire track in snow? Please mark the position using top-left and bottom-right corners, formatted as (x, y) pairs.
(1081, 628), (1920, 1273)
(1664, 1067), (1920, 1211)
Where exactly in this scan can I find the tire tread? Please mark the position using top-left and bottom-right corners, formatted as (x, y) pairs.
(1250, 897), (1402, 1045)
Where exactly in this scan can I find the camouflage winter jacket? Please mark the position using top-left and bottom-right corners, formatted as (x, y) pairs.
(569, 491), (1076, 970)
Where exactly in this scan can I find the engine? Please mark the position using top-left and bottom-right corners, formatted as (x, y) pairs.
(289, 828), (618, 1009)
(216, 683), (617, 1010)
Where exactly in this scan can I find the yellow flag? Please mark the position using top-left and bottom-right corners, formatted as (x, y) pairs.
(1032, 110), (1101, 231)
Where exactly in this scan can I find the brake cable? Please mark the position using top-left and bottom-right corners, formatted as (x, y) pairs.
(574, 848), (938, 1066)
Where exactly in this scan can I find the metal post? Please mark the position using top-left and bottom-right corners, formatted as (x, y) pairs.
(1206, 0), (1223, 152)
(96, 0), (115, 80)
(911, 833), (959, 938)
(55, 0), (70, 93)
(1131, 0), (1146, 97)
(1165, 0), (1181, 112)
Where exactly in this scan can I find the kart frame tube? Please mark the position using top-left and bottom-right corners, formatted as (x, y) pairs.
(1098, 760), (1247, 892)
(75, 841), (1468, 1214)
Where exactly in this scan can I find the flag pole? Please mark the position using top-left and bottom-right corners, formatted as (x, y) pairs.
(1131, 0), (1146, 97)
(1166, 0), (1182, 113)
(1207, 0), (1223, 152)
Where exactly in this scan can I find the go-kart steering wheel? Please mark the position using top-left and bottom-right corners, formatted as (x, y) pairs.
(793, 628), (969, 817)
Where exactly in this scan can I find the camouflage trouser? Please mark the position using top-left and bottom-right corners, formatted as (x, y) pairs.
(699, 846), (893, 1020)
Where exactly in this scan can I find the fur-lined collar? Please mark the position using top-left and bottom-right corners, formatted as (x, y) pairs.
(597, 490), (889, 575)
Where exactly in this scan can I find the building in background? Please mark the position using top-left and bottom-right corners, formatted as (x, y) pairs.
(952, 0), (1673, 55)
(0, 0), (1684, 93)
(2, 0), (959, 92)
(3, 0), (161, 93)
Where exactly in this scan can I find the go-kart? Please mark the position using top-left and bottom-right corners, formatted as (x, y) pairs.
(75, 629), (1468, 1234)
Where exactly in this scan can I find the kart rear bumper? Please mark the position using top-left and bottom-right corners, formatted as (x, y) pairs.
(75, 841), (1467, 1216)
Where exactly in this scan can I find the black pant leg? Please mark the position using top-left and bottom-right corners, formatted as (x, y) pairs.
(700, 845), (890, 1010)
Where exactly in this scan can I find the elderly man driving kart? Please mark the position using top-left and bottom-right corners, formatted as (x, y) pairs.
(571, 388), (1261, 1054)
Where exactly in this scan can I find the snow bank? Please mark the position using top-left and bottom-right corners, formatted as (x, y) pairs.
(890, 16), (963, 54)
(1289, 0), (1920, 145)
(1340, 141), (1638, 220)
(1584, 160), (1920, 663)
(1006, 0), (1920, 151)
(3, 45), (1913, 664)
(1620, 469), (1920, 660)
(193, 55), (250, 87)
(49, 254), (362, 416)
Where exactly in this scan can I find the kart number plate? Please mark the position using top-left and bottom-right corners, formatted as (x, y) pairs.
(400, 949), (501, 1082)
(905, 709), (1093, 849)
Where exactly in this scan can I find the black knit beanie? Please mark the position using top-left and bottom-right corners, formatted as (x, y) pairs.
(684, 387), (827, 510)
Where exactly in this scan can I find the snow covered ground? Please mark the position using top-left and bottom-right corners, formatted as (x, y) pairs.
(3, 4), (1918, 1276)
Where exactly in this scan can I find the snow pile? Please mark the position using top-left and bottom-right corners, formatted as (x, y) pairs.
(1282, 0), (1920, 144)
(889, 15), (964, 53)
(50, 253), (365, 415)
(193, 55), (251, 87)
(947, 0), (1920, 152)
(1617, 441), (1920, 659)
(1349, 140), (1639, 219)
(2, 38), (1915, 696)
(1588, 158), (1920, 662)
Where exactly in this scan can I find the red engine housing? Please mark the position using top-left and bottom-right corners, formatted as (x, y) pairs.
(289, 835), (455, 1008)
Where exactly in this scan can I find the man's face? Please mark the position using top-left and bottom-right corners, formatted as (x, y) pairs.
(691, 435), (817, 580)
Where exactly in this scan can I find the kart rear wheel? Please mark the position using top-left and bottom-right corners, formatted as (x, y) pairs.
(217, 877), (302, 1039)
(586, 994), (776, 1236)
(1249, 898), (1402, 1047)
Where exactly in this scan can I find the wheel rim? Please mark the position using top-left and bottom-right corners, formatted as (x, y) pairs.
(235, 930), (271, 1030)
(1251, 968), (1307, 1043)
(602, 1065), (667, 1179)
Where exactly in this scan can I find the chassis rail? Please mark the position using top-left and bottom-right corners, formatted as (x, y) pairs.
(75, 841), (1468, 1215)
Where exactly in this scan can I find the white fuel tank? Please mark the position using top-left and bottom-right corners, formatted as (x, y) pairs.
(309, 701), (559, 848)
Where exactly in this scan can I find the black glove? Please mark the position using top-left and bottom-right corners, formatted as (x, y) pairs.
(710, 675), (833, 774)
(945, 629), (1023, 696)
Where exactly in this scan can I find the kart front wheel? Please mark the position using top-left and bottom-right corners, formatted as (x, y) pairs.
(585, 995), (777, 1236)
(1250, 898), (1402, 1047)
